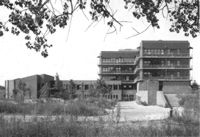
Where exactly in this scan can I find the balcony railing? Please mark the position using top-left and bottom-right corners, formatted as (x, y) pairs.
(100, 61), (135, 65)
(143, 76), (190, 80)
(143, 53), (190, 57)
(100, 70), (135, 74)
(143, 64), (190, 69)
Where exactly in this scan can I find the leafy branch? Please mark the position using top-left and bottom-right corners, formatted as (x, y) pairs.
(0, 0), (199, 57)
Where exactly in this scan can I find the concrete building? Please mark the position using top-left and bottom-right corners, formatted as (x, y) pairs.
(5, 74), (54, 99)
(135, 41), (192, 105)
(62, 80), (97, 98)
(0, 85), (5, 99)
(98, 49), (139, 100)
(5, 40), (193, 105)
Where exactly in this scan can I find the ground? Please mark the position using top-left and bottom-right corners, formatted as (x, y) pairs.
(110, 101), (170, 121)
(1, 101), (171, 122)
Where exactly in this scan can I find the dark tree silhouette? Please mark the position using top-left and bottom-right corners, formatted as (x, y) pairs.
(191, 80), (199, 92)
(96, 79), (111, 96)
(68, 79), (76, 99)
(0, 0), (199, 57)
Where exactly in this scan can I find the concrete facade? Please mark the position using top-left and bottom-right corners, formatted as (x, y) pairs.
(5, 74), (54, 99)
(98, 49), (138, 101)
(0, 86), (5, 99)
(135, 41), (192, 105)
(4, 40), (193, 104)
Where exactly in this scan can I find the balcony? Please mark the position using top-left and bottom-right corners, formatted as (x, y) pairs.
(143, 76), (190, 81)
(99, 70), (135, 75)
(142, 53), (191, 58)
(99, 62), (135, 66)
(143, 64), (191, 69)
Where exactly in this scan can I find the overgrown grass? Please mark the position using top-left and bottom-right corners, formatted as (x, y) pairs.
(0, 98), (113, 116)
(0, 96), (199, 137)
(0, 114), (199, 137)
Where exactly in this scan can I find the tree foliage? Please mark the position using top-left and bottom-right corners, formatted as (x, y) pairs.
(96, 79), (111, 96)
(68, 79), (76, 99)
(0, 0), (199, 57)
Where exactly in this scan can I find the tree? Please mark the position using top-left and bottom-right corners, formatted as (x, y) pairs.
(68, 79), (76, 99)
(96, 79), (111, 97)
(191, 80), (199, 92)
(18, 80), (30, 101)
(12, 88), (18, 99)
(0, 0), (199, 57)
(88, 84), (98, 97)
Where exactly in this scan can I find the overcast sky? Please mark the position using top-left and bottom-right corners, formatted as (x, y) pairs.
(0, 1), (199, 86)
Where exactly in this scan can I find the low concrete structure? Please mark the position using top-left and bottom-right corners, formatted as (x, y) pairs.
(5, 74), (54, 99)
(156, 91), (167, 107)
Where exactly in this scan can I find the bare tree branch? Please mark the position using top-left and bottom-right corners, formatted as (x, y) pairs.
(126, 24), (151, 39)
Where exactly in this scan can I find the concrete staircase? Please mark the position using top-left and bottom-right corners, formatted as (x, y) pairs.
(164, 94), (180, 107)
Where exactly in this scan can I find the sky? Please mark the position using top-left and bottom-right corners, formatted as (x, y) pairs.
(0, 1), (199, 86)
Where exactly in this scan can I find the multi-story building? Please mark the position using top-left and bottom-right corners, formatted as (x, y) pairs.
(98, 49), (139, 101)
(5, 40), (193, 104)
(98, 40), (192, 102)
(135, 41), (192, 94)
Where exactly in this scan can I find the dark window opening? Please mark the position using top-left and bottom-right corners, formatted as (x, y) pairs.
(159, 81), (163, 91)
(85, 85), (89, 90)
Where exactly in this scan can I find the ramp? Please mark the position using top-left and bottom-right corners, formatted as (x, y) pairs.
(164, 94), (180, 107)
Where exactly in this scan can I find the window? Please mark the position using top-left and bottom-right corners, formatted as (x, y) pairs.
(77, 85), (80, 90)
(177, 60), (180, 66)
(85, 85), (89, 90)
(113, 85), (118, 90)
(159, 81), (163, 91)
(161, 49), (164, 55)
(177, 72), (180, 77)
(177, 49), (180, 55)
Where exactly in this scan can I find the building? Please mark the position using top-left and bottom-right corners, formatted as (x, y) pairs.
(62, 80), (97, 98)
(98, 49), (139, 101)
(5, 74), (54, 99)
(5, 40), (193, 104)
(0, 85), (5, 99)
(98, 40), (192, 103)
(135, 40), (192, 93)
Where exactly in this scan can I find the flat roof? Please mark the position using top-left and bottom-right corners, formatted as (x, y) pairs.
(100, 50), (139, 58)
(141, 40), (190, 48)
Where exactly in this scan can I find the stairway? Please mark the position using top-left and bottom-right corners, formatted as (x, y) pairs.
(39, 83), (49, 98)
(164, 94), (180, 107)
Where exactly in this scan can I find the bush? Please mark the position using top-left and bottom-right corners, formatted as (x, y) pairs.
(0, 98), (107, 116)
(64, 100), (106, 116)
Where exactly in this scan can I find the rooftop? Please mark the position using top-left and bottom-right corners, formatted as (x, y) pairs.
(141, 40), (190, 49)
(100, 50), (139, 58)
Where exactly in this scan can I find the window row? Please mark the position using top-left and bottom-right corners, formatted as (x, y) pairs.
(102, 58), (135, 63)
(143, 48), (184, 55)
(103, 94), (119, 100)
(63, 84), (93, 90)
(143, 71), (189, 78)
(102, 67), (134, 72)
(143, 60), (189, 67)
